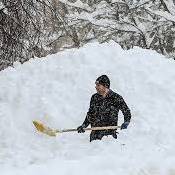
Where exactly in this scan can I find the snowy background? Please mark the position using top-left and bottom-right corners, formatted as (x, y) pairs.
(0, 41), (175, 175)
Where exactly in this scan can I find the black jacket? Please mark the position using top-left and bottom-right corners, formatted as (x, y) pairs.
(81, 90), (131, 141)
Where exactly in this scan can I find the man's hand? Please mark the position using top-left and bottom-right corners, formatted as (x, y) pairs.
(77, 125), (85, 133)
(121, 121), (130, 129)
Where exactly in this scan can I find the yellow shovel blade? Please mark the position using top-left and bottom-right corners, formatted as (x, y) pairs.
(33, 120), (57, 137)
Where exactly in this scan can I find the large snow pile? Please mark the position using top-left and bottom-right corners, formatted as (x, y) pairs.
(0, 41), (175, 175)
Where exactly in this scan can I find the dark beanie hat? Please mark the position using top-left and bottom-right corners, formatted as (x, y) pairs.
(96, 75), (110, 88)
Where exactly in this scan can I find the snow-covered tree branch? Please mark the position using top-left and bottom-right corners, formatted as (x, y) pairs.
(0, 0), (175, 71)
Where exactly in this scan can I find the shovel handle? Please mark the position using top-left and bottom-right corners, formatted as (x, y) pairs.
(57, 126), (121, 133)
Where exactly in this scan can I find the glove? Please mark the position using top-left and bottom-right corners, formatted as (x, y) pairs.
(121, 121), (130, 130)
(112, 130), (118, 139)
(77, 125), (85, 133)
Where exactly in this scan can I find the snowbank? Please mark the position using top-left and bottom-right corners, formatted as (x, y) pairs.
(0, 41), (175, 175)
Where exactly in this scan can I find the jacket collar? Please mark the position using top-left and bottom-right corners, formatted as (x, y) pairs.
(98, 89), (113, 98)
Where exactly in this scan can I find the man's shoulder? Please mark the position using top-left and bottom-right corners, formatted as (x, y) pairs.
(109, 90), (123, 100)
(91, 93), (100, 98)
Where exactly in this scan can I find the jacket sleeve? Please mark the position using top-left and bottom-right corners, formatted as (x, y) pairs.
(118, 95), (131, 123)
(82, 95), (95, 128)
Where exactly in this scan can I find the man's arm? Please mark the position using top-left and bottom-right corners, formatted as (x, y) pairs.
(77, 95), (95, 132)
(118, 95), (131, 129)
(83, 94), (96, 126)
(81, 115), (90, 128)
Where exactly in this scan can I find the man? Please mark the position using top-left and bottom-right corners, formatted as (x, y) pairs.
(77, 75), (131, 142)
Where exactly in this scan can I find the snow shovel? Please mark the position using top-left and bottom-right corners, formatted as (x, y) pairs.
(33, 120), (121, 137)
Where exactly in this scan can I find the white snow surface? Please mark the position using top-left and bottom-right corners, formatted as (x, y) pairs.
(0, 41), (175, 175)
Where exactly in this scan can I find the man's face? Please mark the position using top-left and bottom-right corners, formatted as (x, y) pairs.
(95, 82), (106, 95)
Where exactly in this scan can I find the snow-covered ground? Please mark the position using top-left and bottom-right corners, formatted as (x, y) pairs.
(0, 41), (175, 175)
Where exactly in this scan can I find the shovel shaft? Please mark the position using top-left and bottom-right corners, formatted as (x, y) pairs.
(57, 126), (120, 133)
